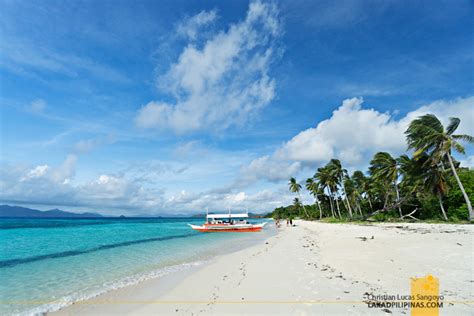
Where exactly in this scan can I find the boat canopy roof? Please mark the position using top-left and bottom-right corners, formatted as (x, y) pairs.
(207, 213), (248, 219)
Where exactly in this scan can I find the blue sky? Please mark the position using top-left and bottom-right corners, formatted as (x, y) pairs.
(1, 0), (473, 215)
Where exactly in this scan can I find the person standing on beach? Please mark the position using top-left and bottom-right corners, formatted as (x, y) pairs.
(290, 218), (293, 226)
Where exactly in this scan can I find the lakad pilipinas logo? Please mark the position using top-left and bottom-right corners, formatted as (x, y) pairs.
(411, 274), (442, 316)
(365, 274), (443, 315)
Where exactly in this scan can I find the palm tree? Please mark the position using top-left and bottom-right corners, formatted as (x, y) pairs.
(293, 197), (302, 215)
(369, 152), (403, 218)
(288, 177), (309, 218)
(321, 162), (342, 218)
(306, 177), (323, 219)
(315, 167), (336, 218)
(352, 170), (373, 210)
(423, 163), (449, 220)
(397, 154), (426, 194)
(406, 114), (474, 220)
(344, 176), (363, 216)
(327, 159), (353, 218)
(330, 180), (342, 218)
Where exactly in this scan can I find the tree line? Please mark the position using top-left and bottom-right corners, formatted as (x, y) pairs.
(268, 114), (474, 222)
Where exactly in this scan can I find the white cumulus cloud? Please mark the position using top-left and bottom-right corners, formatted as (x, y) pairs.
(2, 155), (77, 205)
(176, 9), (218, 41)
(135, 0), (281, 133)
(241, 96), (474, 183)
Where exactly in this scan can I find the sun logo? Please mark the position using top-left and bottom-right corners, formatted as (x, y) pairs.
(410, 274), (440, 316)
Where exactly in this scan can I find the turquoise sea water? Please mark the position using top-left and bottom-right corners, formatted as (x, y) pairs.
(0, 217), (273, 315)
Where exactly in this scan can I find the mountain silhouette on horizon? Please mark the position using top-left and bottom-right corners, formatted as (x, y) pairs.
(0, 205), (103, 218)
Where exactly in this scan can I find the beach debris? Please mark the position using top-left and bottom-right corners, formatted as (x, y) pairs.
(456, 242), (463, 246)
(357, 235), (374, 241)
(400, 208), (420, 221)
(382, 308), (392, 313)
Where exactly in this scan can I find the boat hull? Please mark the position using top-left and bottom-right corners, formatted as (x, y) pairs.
(188, 223), (266, 233)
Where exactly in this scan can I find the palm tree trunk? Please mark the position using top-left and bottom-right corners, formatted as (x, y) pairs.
(437, 192), (448, 221)
(326, 187), (335, 218)
(366, 193), (373, 210)
(315, 196), (323, 220)
(383, 191), (389, 209)
(298, 192), (310, 218)
(340, 177), (353, 218)
(395, 183), (403, 218)
(334, 192), (342, 218)
(356, 198), (363, 216)
(329, 197), (335, 218)
(447, 153), (473, 221)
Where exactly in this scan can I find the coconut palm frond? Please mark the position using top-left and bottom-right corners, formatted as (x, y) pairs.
(446, 117), (460, 135)
(405, 114), (444, 151)
(452, 134), (474, 143)
(452, 141), (465, 155)
(288, 177), (301, 193)
(369, 152), (398, 182)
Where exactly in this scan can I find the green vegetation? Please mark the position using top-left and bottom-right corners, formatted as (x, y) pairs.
(267, 114), (474, 222)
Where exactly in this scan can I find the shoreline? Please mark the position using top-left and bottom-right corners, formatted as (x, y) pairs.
(51, 221), (473, 315)
(23, 223), (276, 316)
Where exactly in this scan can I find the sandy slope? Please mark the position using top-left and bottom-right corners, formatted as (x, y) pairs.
(52, 221), (473, 315)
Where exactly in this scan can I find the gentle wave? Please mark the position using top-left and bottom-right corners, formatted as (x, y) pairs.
(18, 260), (208, 316)
(0, 233), (199, 268)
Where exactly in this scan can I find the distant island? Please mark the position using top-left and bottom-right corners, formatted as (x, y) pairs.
(0, 205), (266, 219)
(0, 205), (103, 218)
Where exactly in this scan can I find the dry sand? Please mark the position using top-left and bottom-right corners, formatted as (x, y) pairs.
(52, 221), (473, 315)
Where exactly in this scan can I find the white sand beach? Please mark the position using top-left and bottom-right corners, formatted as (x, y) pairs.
(52, 221), (473, 315)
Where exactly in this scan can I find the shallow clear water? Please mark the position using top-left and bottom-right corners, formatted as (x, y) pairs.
(0, 217), (274, 315)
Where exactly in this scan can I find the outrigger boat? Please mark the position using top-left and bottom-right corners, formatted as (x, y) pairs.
(188, 211), (266, 232)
